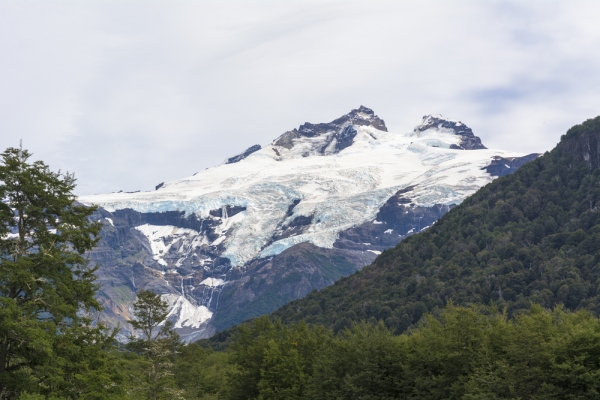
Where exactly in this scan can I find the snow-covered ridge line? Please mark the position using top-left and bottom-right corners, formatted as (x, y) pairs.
(85, 107), (542, 342)
(413, 114), (487, 150)
(80, 110), (529, 269)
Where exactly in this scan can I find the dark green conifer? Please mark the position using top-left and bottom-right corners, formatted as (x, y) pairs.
(0, 146), (124, 398)
(127, 290), (183, 400)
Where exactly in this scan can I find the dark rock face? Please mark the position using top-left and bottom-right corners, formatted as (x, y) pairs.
(273, 106), (386, 153)
(224, 144), (262, 164)
(210, 242), (367, 331)
(270, 213), (314, 242)
(334, 125), (358, 152)
(415, 115), (487, 150)
(558, 116), (600, 171)
(209, 206), (246, 219)
(335, 189), (456, 254)
(331, 105), (388, 132)
(484, 153), (541, 177)
(88, 206), (240, 341)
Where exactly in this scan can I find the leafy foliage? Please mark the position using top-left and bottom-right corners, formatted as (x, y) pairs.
(193, 305), (600, 399)
(129, 290), (171, 342)
(126, 290), (184, 400)
(172, 345), (234, 399)
(227, 319), (330, 400)
(269, 115), (600, 334)
(0, 147), (125, 398)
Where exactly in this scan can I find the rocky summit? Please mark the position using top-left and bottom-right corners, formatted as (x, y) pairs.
(413, 114), (486, 150)
(79, 106), (540, 341)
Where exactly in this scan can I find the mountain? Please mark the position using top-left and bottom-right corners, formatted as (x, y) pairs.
(79, 106), (538, 341)
(269, 115), (600, 334)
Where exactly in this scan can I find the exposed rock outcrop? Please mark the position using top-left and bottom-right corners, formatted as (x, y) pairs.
(273, 106), (386, 155)
(224, 144), (262, 164)
(413, 114), (487, 150)
(558, 116), (600, 170)
(485, 153), (541, 177)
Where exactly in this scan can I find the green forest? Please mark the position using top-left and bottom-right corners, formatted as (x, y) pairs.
(2, 114), (600, 399)
(186, 305), (600, 399)
(266, 115), (600, 334)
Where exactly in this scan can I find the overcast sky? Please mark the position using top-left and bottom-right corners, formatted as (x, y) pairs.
(1, 1), (600, 195)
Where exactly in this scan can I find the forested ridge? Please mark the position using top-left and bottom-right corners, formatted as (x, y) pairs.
(197, 305), (600, 399)
(261, 115), (600, 334)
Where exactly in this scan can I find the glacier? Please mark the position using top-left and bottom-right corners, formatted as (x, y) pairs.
(81, 118), (527, 268)
(81, 108), (540, 340)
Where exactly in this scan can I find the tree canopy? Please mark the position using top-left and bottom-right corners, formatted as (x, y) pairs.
(126, 290), (183, 400)
(187, 305), (600, 399)
(0, 146), (124, 398)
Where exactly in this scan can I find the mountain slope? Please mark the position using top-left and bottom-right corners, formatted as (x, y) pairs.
(79, 107), (538, 340)
(272, 116), (600, 333)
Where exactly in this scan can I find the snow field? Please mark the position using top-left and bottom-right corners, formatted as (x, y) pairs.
(81, 121), (527, 268)
(161, 294), (212, 329)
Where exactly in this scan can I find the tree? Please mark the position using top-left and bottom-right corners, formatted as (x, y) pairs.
(227, 317), (330, 400)
(0, 146), (124, 398)
(257, 339), (305, 400)
(127, 290), (183, 400)
(173, 345), (234, 399)
(129, 290), (171, 342)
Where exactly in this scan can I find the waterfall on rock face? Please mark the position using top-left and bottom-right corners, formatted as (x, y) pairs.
(215, 283), (224, 309)
(208, 287), (215, 308)
(201, 285), (207, 305)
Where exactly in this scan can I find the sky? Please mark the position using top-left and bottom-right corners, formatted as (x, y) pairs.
(1, 1), (600, 195)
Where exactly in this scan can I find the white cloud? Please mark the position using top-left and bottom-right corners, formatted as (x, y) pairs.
(1, 0), (600, 195)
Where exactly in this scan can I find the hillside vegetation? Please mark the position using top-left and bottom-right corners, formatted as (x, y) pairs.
(198, 305), (600, 399)
(267, 116), (600, 334)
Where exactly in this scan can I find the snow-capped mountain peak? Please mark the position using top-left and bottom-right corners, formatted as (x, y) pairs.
(326, 105), (387, 132)
(269, 106), (386, 159)
(80, 108), (539, 341)
(413, 114), (487, 150)
(81, 111), (528, 269)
